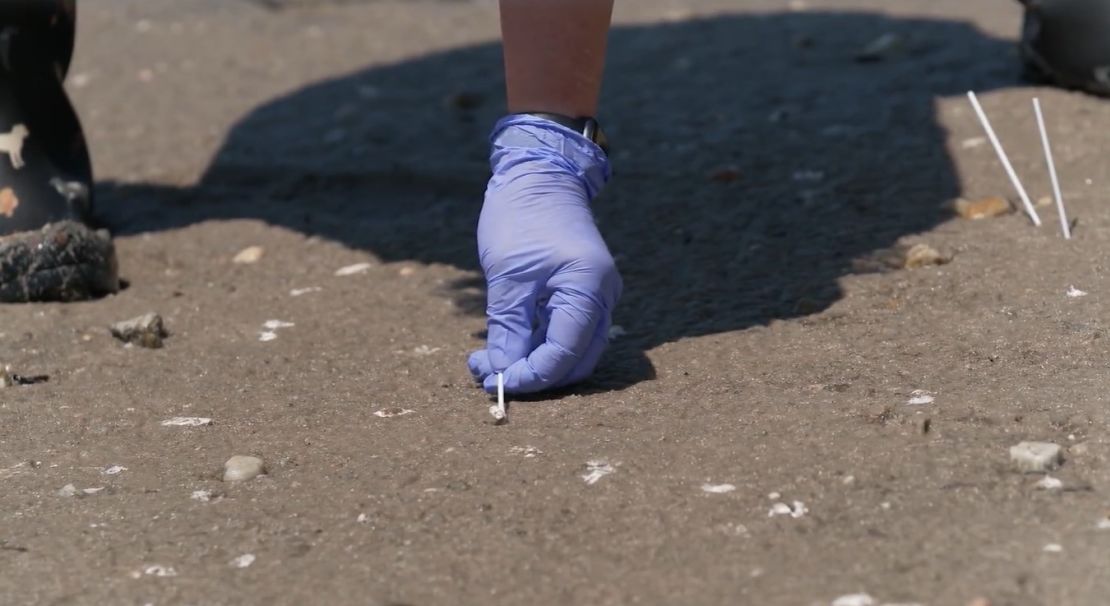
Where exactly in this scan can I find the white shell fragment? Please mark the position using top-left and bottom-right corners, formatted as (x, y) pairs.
(262, 320), (294, 330)
(961, 136), (986, 149)
(509, 446), (543, 458)
(232, 246), (264, 264)
(191, 490), (213, 502)
(906, 390), (934, 406)
(334, 262), (373, 276)
(1035, 476), (1063, 491)
(223, 456), (265, 482)
(831, 594), (876, 606)
(581, 460), (615, 485)
(1043, 543), (1063, 553)
(102, 465), (128, 476)
(373, 408), (415, 418)
(259, 320), (294, 342)
(768, 500), (808, 518)
(143, 565), (178, 578)
(161, 417), (212, 427)
(289, 286), (322, 297)
(701, 483), (737, 494)
(57, 484), (103, 497)
(1066, 286), (1088, 298)
(230, 554), (256, 569)
(1010, 441), (1063, 473)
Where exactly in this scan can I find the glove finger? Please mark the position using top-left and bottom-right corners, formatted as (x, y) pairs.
(468, 308), (548, 382)
(485, 279), (539, 372)
(467, 349), (493, 382)
(482, 288), (602, 394)
(556, 316), (611, 388)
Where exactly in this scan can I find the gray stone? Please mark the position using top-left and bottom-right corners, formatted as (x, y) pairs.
(110, 312), (167, 348)
(223, 455), (265, 482)
(1010, 441), (1063, 472)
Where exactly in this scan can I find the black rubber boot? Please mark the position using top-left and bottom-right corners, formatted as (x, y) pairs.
(0, 0), (118, 302)
(1019, 0), (1110, 96)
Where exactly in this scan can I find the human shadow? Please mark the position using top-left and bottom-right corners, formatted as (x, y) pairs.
(93, 10), (1022, 392)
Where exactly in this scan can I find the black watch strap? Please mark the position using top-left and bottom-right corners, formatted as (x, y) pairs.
(516, 112), (609, 155)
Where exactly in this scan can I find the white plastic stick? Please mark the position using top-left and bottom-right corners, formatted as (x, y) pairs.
(497, 372), (505, 416)
(1033, 98), (1071, 239)
(967, 91), (1042, 226)
(489, 372), (507, 422)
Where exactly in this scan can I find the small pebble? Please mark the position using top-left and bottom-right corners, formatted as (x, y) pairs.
(855, 32), (903, 62)
(334, 262), (373, 276)
(110, 313), (167, 348)
(960, 137), (986, 149)
(398, 266), (416, 277)
(1043, 543), (1063, 553)
(374, 408), (415, 418)
(701, 483), (736, 494)
(191, 489), (213, 502)
(356, 513), (369, 524)
(223, 456), (265, 482)
(1096, 517), (1110, 530)
(0, 365), (12, 388)
(903, 243), (948, 269)
(443, 90), (484, 111)
(230, 554), (256, 569)
(232, 246), (264, 264)
(708, 166), (741, 183)
(1010, 442), (1063, 472)
(1036, 196), (1054, 208)
(57, 483), (79, 498)
(954, 196), (1012, 220)
(102, 465), (127, 476)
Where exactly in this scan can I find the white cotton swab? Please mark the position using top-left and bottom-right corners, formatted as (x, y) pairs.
(489, 372), (507, 423)
(966, 91), (1042, 226)
(1033, 97), (1071, 239)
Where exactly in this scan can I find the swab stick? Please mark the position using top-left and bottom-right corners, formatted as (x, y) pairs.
(489, 372), (507, 422)
(967, 91), (1042, 226)
(1033, 98), (1071, 239)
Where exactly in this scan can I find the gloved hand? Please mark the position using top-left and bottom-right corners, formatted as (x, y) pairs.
(467, 115), (621, 394)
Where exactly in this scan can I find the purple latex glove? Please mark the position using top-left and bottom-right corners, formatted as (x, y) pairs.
(467, 115), (621, 394)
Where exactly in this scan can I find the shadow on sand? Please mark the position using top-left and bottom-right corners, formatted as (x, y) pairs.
(94, 10), (1022, 393)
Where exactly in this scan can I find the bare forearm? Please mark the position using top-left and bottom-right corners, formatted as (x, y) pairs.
(499, 0), (614, 116)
